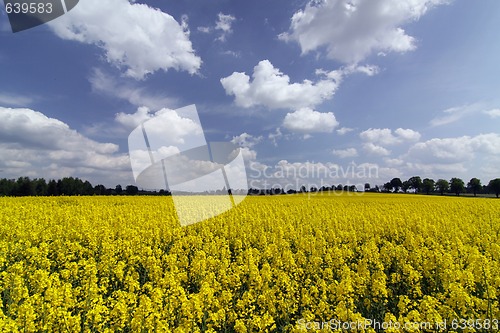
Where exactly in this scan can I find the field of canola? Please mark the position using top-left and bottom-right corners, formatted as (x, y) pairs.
(0, 193), (499, 332)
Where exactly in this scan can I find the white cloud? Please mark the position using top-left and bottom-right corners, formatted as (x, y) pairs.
(268, 127), (283, 147)
(215, 13), (236, 42)
(122, 107), (204, 144)
(407, 133), (500, 163)
(283, 107), (339, 133)
(384, 157), (405, 167)
(279, 0), (450, 64)
(196, 13), (236, 42)
(332, 148), (358, 158)
(360, 128), (420, 145)
(0, 107), (130, 186)
(221, 50), (241, 58)
(115, 106), (152, 129)
(221, 60), (339, 109)
(336, 127), (355, 135)
(231, 133), (263, 148)
(430, 104), (480, 127)
(88, 103), (194, 139)
(0, 93), (34, 107)
(48, 0), (201, 79)
(394, 128), (422, 141)
(198, 26), (211, 33)
(404, 161), (468, 177)
(363, 143), (391, 156)
(240, 147), (258, 161)
(484, 108), (500, 119)
(352, 64), (380, 76)
(89, 69), (177, 109)
(0, 107), (118, 153)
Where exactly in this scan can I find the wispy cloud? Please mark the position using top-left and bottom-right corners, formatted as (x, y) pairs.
(89, 68), (177, 110)
(0, 93), (35, 107)
(430, 104), (481, 127)
(484, 108), (500, 119)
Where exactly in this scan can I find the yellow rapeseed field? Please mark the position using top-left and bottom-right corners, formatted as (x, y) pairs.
(0, 193), (499, 332)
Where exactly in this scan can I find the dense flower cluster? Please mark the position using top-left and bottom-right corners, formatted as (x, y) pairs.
(0, 194), (499, 332)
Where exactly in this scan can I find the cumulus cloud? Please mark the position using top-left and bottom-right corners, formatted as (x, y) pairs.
(279, 0), (450, 64)
(221, 61), (380, 110)
(239, 147), (258, 161)
(115, 106), (153, 129)
(407, 133), (500, 163)
(363, 143), (391, 156)
(0, 107), (118, 153)
(122, 106), (204, 146)
(360, 128), (421, 145)
(332, 148), (358, 158)
(394, 128), (422, 142)
(220, 60), (339, 109)
(0, 107), (130, 185)
(48, 0), (201, 79)
(283, 107), (339, 133)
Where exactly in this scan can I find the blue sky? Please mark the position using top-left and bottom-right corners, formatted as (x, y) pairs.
(0, 0), (499, 189)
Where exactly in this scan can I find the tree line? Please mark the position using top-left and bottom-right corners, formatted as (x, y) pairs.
(1, 175), (499, 198)
(0, 177), (170, 197)
(375, 176), (500, 198)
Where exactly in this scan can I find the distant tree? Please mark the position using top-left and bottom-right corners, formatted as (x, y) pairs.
(335, 184), (343, 191)
(422, 178), (435, 195)
(364, 183), (371, 191)
(467, 178), (482, 197)
(310, 186), (318, 193)
(83, 181), (94, 195)
(16, 177), (35, 196)
(0, 178), (16, 196)
(435, 179), (449, 196)
(58, 177), (84, 195)
(488, 178), (500, 198)
(390, 178), (403, 192)
(408, 176), (423, 193)
(126, 185), (139, 195)
(94, 184), (107, 195)
(450, 177), (465, 196)
(402, 180), (410, 193)
(299, 185), (307, 193)
(382, 182), (392, 192)
(47, 180), (58, 196)
(115, 184), (123, 195)
(34, 178), (48, 196)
